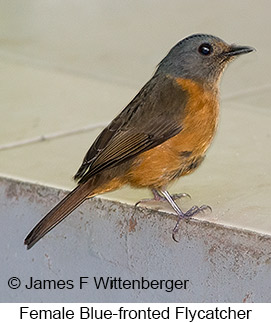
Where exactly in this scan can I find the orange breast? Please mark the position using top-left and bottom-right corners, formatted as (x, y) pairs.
(127, 78), (219, 189)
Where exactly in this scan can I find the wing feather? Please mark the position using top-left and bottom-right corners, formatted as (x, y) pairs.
(74, 74), (188, 183)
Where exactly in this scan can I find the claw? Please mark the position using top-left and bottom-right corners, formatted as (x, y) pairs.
(171, 192), (191, 200)
(201, 204), (212, 213)
(172, 231), (180, 243)
(134, 200), (143, 208)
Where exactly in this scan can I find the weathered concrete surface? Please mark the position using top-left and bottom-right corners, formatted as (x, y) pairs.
(1, 176), (271, 302)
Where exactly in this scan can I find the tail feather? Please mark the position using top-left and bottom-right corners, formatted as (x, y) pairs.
(24, 182), (92, 249)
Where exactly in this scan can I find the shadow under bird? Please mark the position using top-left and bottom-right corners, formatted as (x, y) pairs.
(24, 33), (255, 249)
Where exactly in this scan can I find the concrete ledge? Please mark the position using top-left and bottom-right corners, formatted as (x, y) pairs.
(1, 176), (271, 302)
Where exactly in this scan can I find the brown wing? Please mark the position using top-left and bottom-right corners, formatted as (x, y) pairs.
(74, 73), (188, 184)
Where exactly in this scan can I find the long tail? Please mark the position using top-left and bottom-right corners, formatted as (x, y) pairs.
(24, 182), (92, 250)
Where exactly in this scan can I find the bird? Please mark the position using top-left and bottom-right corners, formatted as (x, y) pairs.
(24, 34), (254, 249)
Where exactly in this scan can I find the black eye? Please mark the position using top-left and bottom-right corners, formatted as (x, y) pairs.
(198, 43), (213, 56)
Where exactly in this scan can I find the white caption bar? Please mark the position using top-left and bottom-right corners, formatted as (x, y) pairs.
(0, 303), (269, 322)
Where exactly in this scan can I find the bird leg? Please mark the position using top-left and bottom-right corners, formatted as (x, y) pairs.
(159, 189), (211, 242)
(135, 188), (190, 207)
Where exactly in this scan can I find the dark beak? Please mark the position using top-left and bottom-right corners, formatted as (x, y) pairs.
(224, 45), (255, 57)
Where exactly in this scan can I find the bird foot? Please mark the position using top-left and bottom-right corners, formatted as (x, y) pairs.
(135, 188), (211, 243)
(172, 204), (212, 242)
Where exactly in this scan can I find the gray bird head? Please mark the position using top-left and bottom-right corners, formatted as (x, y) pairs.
(156, 34), (254, 87)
